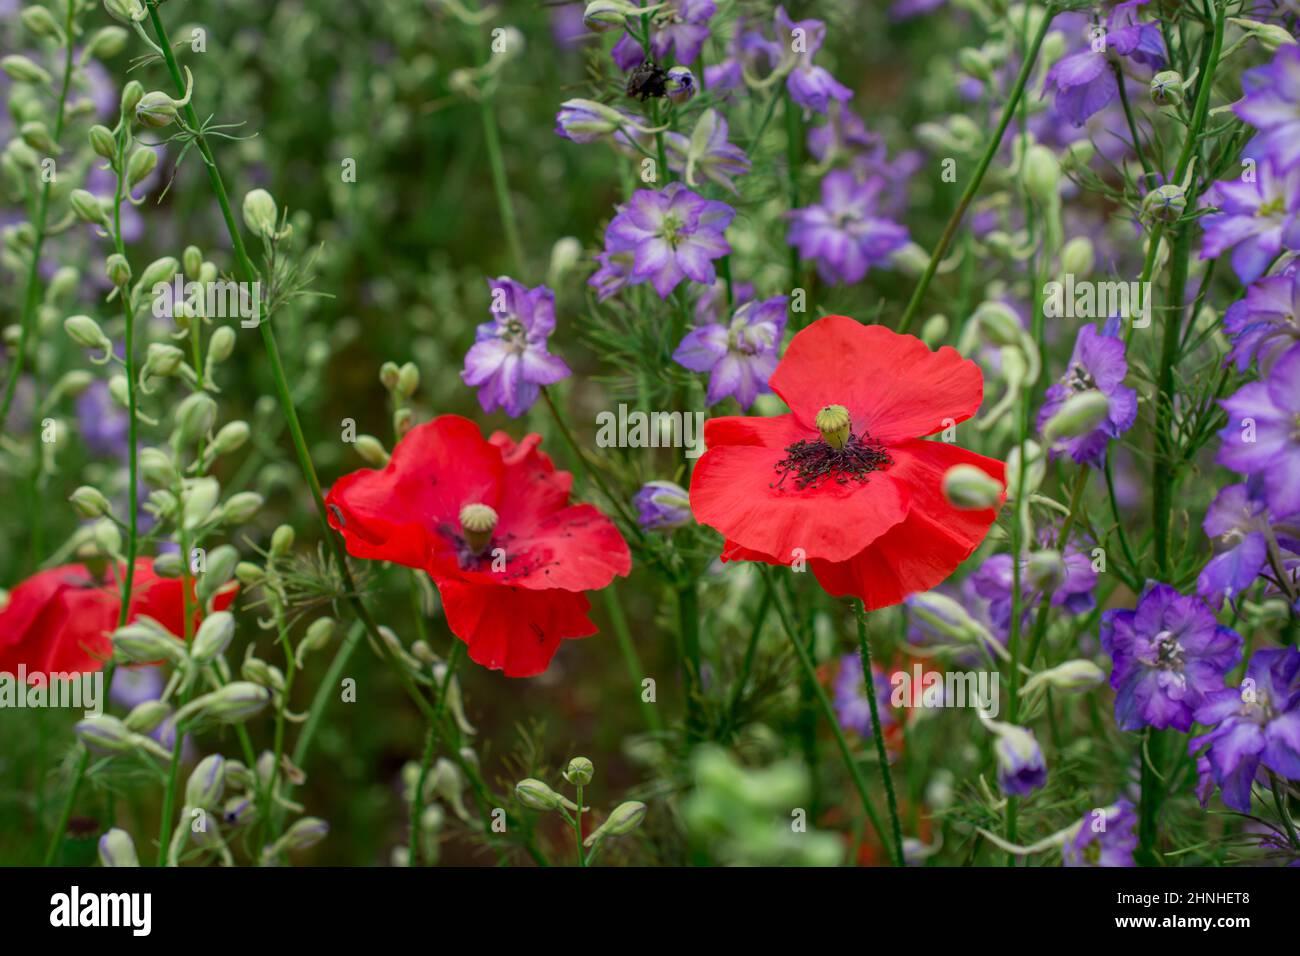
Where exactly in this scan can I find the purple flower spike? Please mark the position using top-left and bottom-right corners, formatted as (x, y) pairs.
(664, 110), (752, 194)
(774, 6), (853, 114)
(1222, 268), (1300, 374)
(1037, 322), (1138, 468)
(1217, 341), (1300, 517)
(994, 723), (1047, 796)
(1191, 646), (1300, 813)
(602, 183), (734, 299)
(1197, 482), (1271, 609)
(1199, 158), (1300, 285)
(1100, 583), (1243, 732)
(1043, 2), (1165, 127)
(461, 278), (571, 418)
(787, 171), (908, 284)
(1234, 44), (1300, 173)
(673, 295), (787, 409)
(610, 0), (717, 72)
(1062, 800), (1137, 867)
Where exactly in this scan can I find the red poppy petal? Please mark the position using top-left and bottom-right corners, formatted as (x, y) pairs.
(720, 539), (786, 564)
(326, 416), (504, 569)
(810, 442), (1002, 609)
(488, 430), (576, 532)
(436, 580), (597, 677)
(769, 315), (984, 443)
(691, 434), (910, 564)
(702, 412), (805, 450)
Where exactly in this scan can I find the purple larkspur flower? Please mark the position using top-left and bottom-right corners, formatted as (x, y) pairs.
(693, 277), (755, 325)
(461, 278), (571, 418)
(1197, 481), (1276, 609)
(1036, 321), (1138, 468)
(970, 546), (1098, 636)
(589, 249), (635, 302)
(891, 0), (947, 20)
(75, 379), (129, 459)
(1234, 44), (1300, 173)
(704, 24), (778, 94)
(1217, 341), (1300, 516)
(806, 108), (922, 217)
(1222, 267), (1300, 373)
(672, 295), (787, 409)
(611, 0), (716, 71)
(1042, 1), (1165, 127)
(1191, 646), (1300, 813)
(833, 652), (895, 740)
(664, 110), (751, 194)
(1199, 158), (1300, 285)
(1061, 800), (1137, 867)
(109, 665), (165, 710)
(1100, 583), (1243, 732)
(634, 480), (692, 530)
(602, 183), (734, 299)
(774, 6), (853, 114)
(994, 723), (1047, 796)
(554, 100), (626, 144)
(786, 171), (908, 284)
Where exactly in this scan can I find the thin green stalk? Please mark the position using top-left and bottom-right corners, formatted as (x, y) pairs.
(0, 0), (76, 437)
(898, 3), (1056, 334)
(724, 585), (770, 732)
(761, 567), (897, 865)
(409, 641), (465, 866)
(855, 601), (904, 868)
(1024, 467), (1089, 669)
(602, 585), (663, 733)
(679, 579), (703, 738)
(478, 93), (525, 275)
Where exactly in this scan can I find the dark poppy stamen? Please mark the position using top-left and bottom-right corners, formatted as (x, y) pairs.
(771, 431), (892, 491)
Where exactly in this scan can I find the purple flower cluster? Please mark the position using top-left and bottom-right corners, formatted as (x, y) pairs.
(1037, 321), (1138, 468)
(461, 278), (571, 418)
(787, 171), (908, 284)
(673, 295), (787, 409)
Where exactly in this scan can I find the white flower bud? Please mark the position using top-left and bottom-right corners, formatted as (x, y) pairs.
(98, 828), (139, 867)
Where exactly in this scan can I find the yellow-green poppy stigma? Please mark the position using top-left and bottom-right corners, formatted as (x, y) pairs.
(815, 404), (851, 449)
(458, 503), (498, 555)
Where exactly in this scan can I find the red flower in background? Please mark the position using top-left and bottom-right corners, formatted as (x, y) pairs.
(325, 415), (631, 677)
(0, 559), (234, 677)
(691, 315), (1004, 609)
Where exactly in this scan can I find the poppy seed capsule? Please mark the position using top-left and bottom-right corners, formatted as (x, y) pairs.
(459, 503), (498, 555)
(815, 404), (851, 449)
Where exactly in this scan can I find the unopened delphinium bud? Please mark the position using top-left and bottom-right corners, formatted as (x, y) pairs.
(64, 315), (113, 363)
(139, 447), (178, 487)
(1042, 389), (1109, 442)
(124, 699), (171, 734)
(270, 523), (296, 558)
(666, 66), (696, 104)
(113, 618), (188, 665)
(354, 434), (390, 467)
(70, 486), (113, 519)
(185, 754), (227, 808)
(211, 421), (251, 456)
(76, 715), (135, 753)
(86, 25), (130, 59)
(191, 611), (236, 662)
(126, 147), (157, 189)
(1021, 660), (1106, 696)
(242, 188), (280, 238)
(20, 121), (57, 154)
(396, 361), (420, 398)
(1026, 549), (1067, 593)
(187, 682), (271, 724)
(104, 0), (148, 24)
(1142, 183), (1186, 223)
(98, 829), (139, 867)
(174, 392), (217, 444)
(583, 801), (647, 848)
(1149, 70), (1183, 106)
(564, 756), (594, 786)
(70, 189), (109, 228)
(1059, 236), (1094, 276)
(88, 124), (116, 159)
(515, 778), (578, 812)
(1023, 145), (1061, 205)
(105, 253), (131, 287)
(219, 492), (264, 525)
(2, 55), (52, 85)
(942, 465), (1003, 511)
(20, 6), (64, 40)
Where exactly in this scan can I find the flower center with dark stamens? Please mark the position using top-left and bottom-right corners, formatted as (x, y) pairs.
(459, 503), (498, 556)
(1152, 630), (1185, 669)
(771, 405), (892, 490)
(1064, 363), (1096, 393)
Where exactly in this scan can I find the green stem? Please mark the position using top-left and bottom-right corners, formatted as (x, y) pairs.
(1136, 728), (1165, 865)
(679, 579), (703, 738)
(478, 93), (525, 275)
(761, 568), (896, 865)
(602, 585), (663, 733)
(898, 3), (1055, 334)
(1024, 468), (1089, 670)
(855, 601), (904, 868)
(409, 641), (465, 866)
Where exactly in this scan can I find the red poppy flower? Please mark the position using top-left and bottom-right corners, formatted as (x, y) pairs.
(324, 415), (631, 677)
(690, 315), (1004, 609)
(0, 559), (234, 678)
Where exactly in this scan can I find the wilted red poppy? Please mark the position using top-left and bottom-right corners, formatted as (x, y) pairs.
(0, 559), (233, 677)
(325, 415), (631, 677)
(690, 315), (1004, 609)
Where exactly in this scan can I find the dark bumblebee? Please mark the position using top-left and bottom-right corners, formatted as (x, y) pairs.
(626, 59), (669, 101)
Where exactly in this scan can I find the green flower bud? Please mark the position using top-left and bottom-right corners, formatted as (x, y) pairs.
(70, 485), (113, 519)
(583, 0), (637, 31)
(113, 619), (187, 665)
(88, 124), (117, 160)
(181, 245), (203, 277)
(270, 524), (295, 558)
(185, 754), (226, 808)
(219, 492), (264, 525)
(301, 617), (336, 655)
(98, 828), (140, 868)
(50, 369), (93, 401)
(397, 361), (420, 399)
(393, 406), (415, 438)
(126, 146), (158, 188)
(124, 700), (171, 734)
(182, 478), (221, 528)
(942, 464), (1004, 511)
(191, 611), (236, 663)
(211, 421), (250, 457)
(1059, 236), (1095, 276)
(234, 561), (264, 585)
(1141, 183), (1186, 223)
(1026, 548), (1067, 593)
(70, 189), (109, 227)
(64, 315), (113, 363)
(1021, 659), (1107, 697)
(1023, 144), (1061, 205)
(1149, 70), (1183, 106)
(135, 90), (180, 128)
(1005, 440), (1045, 499)
(2, 55), (52, 85)
(278, 817), (328, 852)
(20, 6), (64, 40)
(135, 256), (179, 294)
(20, 121), (57, 154)
(206, 325), (236, 365)
(76, 715), (135, 753)
(583, 800), (646, 847)
(93, 517), (121, 555)
(378, 361), (401, 391)
(152, 551), (183, 578)
(241, 188), (279, 238)
(86, 25), (130, 59)
(564, 756), (594, 786)
(920, 313), (949, 348)
(47, 266), (81, 304)
(241, 655), (284, 692)
(139, 447), (179, 487)
(105, 253), (131, 287)
(188, 682), (271, 724)
(119, 79), (143, 114)
(1043, 389), (1110, 443)
(104, 0), (147, 23)
(515, 778), (578, 812)
(169, 394), (213, 446)
(354, 434), (390, 467)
